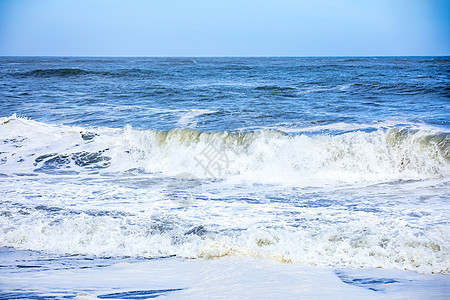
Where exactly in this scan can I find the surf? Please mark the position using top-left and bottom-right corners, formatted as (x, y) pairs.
(0, 115), (448, 185)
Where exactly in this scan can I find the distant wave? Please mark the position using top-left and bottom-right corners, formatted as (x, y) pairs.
(255, 85), (296, 91)
(23, 68), (91, 77)
(16, 68), (156, 78)
(0, 115), (448, 185)
(255, 85), (297, 97)
(360, 83), (448, 95)
(342, 58), (365, 62)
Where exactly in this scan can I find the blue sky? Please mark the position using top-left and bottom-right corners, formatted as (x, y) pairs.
(0, 0), (448, 56)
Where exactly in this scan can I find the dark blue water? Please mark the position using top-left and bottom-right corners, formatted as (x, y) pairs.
(1, 57), (448, 133)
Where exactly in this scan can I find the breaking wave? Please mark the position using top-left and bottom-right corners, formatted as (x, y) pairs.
(0, 115), (448, 185)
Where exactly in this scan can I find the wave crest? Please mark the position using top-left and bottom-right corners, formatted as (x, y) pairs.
(0, 115), (448, 185)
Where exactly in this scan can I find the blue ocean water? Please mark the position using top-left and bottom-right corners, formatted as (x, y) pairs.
(1, 57), (449, 131)
(0, 57), (449, 299)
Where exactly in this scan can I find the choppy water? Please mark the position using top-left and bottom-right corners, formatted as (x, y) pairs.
(0, 57), (449, 299)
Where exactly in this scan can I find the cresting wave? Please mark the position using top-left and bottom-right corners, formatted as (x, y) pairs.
(0, 115), (448, 185)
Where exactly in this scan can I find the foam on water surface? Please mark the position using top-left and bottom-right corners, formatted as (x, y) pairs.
(0, 248), (448, 299)
(1, 115), (448, 184)
(0, 115), (449, 276)
(0, 57), (449, 298)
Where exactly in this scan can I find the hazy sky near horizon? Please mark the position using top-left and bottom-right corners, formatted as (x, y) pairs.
(0, 0), (449, 56)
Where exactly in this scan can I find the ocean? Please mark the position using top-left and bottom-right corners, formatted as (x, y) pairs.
(0, 57), (449, 299)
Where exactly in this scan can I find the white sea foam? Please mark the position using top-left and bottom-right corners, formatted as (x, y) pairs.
(175, 109), (217, 127)
(1, 211), (448, 274)
(269, 118), (449, 134)
(2, 252), (446, 299)
(0, 115), (448, 185)
(8, 255), (434, 300)
(1, 115), (449, 274)
(338, 83), (359, 90)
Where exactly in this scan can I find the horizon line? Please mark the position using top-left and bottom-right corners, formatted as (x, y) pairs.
(0, 55), (449, 58)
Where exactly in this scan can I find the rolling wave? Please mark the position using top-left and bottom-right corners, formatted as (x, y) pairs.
(16, 68), (156, 78)
(0, 115), (448, 185)
(23, 68), (91, 77)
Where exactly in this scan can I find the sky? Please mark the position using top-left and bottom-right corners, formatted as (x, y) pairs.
(0, 0), (449, 56)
